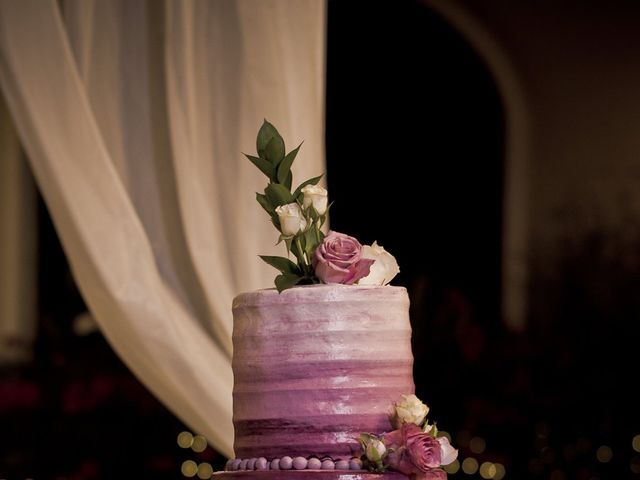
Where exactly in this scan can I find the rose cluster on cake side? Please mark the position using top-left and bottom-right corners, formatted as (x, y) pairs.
(246, 120), (399, 291)
(358, 395), (458, 480)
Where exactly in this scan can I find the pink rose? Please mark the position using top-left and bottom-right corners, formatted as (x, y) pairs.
(313, 231), (374, 284)
(383, 424), (442, 475)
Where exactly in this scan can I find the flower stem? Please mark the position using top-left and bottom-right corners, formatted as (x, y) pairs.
(292, 236), (306, 271)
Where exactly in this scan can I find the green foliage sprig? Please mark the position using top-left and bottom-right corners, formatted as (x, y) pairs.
(245, 120), (329, 292)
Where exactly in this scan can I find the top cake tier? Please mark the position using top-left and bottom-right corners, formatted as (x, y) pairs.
(231, 285), (415, 461)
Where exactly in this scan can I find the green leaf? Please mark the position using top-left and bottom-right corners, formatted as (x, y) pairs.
(277, 142), (301, 184)
(245, 153), (275, 180)
(275, 273), (303, 293)
(293, 174), (323, 200)
(298, 276), (316, 285)
(265, 135), (285, 166)
(303, 228), (319, 258)
(259, 255), (300, 274)
(256, 193), (275, 216)
(256, 120), (282, 159)
(283, 170), (293, 190)
(265, 183), (294, 207)
(307, 205), (319, 221)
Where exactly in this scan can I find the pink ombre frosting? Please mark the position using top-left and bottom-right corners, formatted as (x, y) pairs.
(231, 285), (415, 460)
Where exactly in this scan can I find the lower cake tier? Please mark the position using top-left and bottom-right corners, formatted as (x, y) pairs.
(231, 285), (415, 460)
(213, 472), (410, 480)
(214, 471), (446, 480)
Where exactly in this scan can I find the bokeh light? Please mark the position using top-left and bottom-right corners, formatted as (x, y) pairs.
(479, 461), (496, 479)
(197, 462), (214, 479)
(493, 463), (506, 480)
(181, 460), (198, 477)
(630, 456), (640, 474)
(633, 435), (640, 453)
(596, 445), (613, 463)
(462, 457), (479, 475)
(191, 434), (208, 453)
(456, 430), (472, 448)
(444, 459), (460, 474)
(177, 431), (194, 449)
(470, 436), (486, 454)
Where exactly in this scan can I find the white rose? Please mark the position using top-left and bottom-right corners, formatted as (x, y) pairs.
(357, 241), (400, 286)
(437, 436), (459, 466)
(393, 394), (429, 427)
(275, 203), (307, 236)
(364, 437), (386, 463)
(301, 184), (328, 215)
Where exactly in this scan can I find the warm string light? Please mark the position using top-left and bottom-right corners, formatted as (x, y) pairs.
(527, 429), (639, 476)
(469, 436), (486, 454)
(444, 459), (460, 474)
(174, 429), (640, 477)
(456, 430), (472, 448)
(197, 462), (213, 479)
(181, 460), (197, 477)
(461, 457), (479, 475)
(178, 430), (211, 478)
(177, 431), (194, 449)
(596, 445), (613, 463)
(479, 461), (496, 479)
(493, 463), (506, 479)
(450, 431), (505, 478)
(192, 435), (208, 453)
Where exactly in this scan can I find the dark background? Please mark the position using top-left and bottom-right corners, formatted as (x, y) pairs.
(2, 1), (639, 479)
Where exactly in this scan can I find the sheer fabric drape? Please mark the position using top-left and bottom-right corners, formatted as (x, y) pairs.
(0, 99), (37, 365)
(0, 0), (326, 457)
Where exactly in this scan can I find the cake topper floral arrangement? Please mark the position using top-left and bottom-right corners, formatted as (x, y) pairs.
(246, 120), (399, 292)
(359, 394), (458, 480)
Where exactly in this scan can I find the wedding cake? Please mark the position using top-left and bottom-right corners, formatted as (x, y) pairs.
(212, 122), (456, 480)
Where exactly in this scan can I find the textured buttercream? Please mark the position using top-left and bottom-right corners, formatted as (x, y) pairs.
(231, 285), (415, 460)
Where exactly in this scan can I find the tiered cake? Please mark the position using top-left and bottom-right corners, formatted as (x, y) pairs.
(214, 120), (454, 480)
(214, 284), (414, 479)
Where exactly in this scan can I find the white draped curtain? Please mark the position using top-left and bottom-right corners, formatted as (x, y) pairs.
(0, 98), (37, 365)
(0, 0), (326, 457)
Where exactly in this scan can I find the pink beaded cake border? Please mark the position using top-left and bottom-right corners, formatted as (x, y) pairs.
(225, 456), (364, 472)
(214, 472), (409, 480)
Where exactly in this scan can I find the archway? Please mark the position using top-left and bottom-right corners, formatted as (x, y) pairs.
(325, 0), (507, 335)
